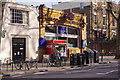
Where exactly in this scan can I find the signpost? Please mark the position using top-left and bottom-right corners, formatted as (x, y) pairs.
(0, 60), (2, 80)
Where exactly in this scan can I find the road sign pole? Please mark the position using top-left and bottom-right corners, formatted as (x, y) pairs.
(0, 60), (2, 80)
(101, 29), (103, 63)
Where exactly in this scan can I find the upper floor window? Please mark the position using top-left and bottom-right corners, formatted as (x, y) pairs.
(103, 16), (106, 26)
(10, 9), (28, 24)
(112, 7), (116, 13)
(112, 30), (115, 35)
(93, 4), (97, 12)
(112, 17), (115, 27)
(94, 15), (97, 24)
(103, 6), (106, 14)
(80, 3), (84, 9)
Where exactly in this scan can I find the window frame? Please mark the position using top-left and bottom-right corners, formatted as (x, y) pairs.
(93, 4), (97, 12)
(103, 6), (106, 14)
(103, 16), (106, 26)
(94, 15), (97, 25)
(112, 17), (115, 27)
(10, 9), (29, 25)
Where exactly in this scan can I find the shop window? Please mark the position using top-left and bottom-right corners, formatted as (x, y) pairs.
(58, 26), (66, 34)
(58, 37), (66, 40)
(10, 9), (28, 24)
(68, 38), (77, 47)
(68, 27), (78, 35)
(45, 25), (56, 33)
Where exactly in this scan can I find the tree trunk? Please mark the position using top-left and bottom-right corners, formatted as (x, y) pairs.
(116, 3), (120, 59)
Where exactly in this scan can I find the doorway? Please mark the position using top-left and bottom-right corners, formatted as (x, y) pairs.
(12, 38), (26, 61)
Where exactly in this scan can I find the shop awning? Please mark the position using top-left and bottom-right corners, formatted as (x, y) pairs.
(84, 48), (94, 54)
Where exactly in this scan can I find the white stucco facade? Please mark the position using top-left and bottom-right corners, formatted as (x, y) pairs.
(0, 2), (39, 61)
(0, 0), (16, 3)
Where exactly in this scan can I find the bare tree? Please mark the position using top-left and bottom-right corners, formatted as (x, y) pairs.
(107, 1), (120, 59)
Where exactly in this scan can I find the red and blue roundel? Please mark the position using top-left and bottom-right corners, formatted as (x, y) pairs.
(67, 12), (75, 20)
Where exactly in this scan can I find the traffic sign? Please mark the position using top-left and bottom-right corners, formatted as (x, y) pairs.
(67, 12), (75, 20)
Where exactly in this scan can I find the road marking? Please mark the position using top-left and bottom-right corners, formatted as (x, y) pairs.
(96, 70), (118, 75)
(54, 69), (66, 72)
(66, 69), (92, 74)
(12, 75), (23, 78)
(102, 66), (111, 68)
(70, 67), (82, 70)
(34, 72), (48, 75)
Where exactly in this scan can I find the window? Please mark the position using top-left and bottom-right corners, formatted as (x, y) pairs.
(112, 7), (115, 13)
(45, 25), (56, 33)
(68, 27), (78, 35)
(58, 26), (66, 34)
(112, 30), (115, 35)
(103, 31), (106, 34)
(80, 3), (84, 9)
(103, 6), (106, 14)
(93, 4), (97, 12)
(68, 38), (77, 47)
(94, 15), (97, 24)
(10, 9), (28, 24)
(103, 17), (106, 25)
(112, 17), (115, 26)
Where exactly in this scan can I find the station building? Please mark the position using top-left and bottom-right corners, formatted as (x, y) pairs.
(0, 2), (87, 62)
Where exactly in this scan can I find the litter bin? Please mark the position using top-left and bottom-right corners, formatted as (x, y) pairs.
(77, 53), (82, 66)
(93, 50), (99, 63)
(84, 51), (89, 64)
(77, 53), (85, 66)
(81, 53), (85, 65)
(70, 54), (77, 66)
(96, 52), (99, 63)
(90, 51), (94, 63)
(93, 51), (97, 63)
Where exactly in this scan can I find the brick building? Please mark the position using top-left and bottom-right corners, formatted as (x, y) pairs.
(52, 1), (119, 54)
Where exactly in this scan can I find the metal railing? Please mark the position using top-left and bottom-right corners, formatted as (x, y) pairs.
(2, 58), (38, 72)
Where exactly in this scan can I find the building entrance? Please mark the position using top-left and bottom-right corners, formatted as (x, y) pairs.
(12, 38), (26, 61)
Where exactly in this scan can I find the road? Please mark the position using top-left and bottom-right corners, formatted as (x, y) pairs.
(2, 61), (119, 80)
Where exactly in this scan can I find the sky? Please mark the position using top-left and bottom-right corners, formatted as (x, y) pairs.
(16, 0), (120, 8)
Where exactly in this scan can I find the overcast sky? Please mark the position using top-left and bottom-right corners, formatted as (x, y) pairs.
(16, 0), (119, 8)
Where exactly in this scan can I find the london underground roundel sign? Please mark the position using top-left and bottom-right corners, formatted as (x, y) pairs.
(67, 12), (75, 20)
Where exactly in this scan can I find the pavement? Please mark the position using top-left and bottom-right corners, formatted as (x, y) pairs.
(0, 56), (118, 78)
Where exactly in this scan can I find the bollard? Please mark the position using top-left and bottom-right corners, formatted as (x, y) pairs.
(6, 60), (8, 71)
(12, 62), (13, 72)
(0, 60), (2, 80)
(25, 62), (26, 71)
(0, 60), (1, 74)
(36, 61), (38, 69)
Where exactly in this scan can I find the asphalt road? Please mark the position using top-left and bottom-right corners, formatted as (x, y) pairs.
(2, 61), (119, 80)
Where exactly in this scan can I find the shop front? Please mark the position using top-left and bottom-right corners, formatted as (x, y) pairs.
(46, 40), (67, 61)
